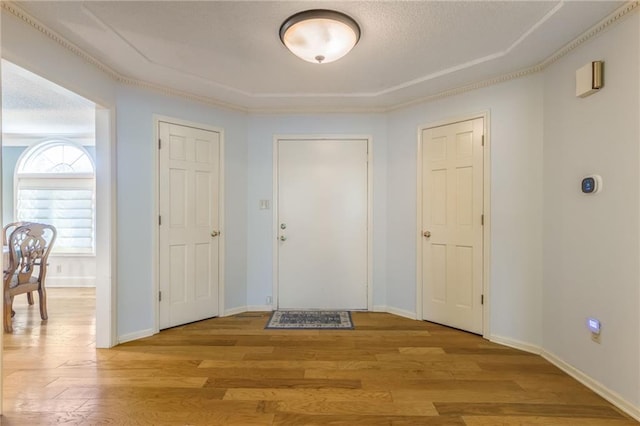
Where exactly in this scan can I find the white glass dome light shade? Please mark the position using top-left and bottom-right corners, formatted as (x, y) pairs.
(280, 10), (361, 64)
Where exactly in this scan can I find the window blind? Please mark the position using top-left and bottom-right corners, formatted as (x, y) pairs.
(16, 183), (95, 254)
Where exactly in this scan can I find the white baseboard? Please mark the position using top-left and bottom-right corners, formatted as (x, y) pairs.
(47, 277), (96, 287)
(489, 334), (542, 355)
(373, 305), (417, 320)
(541, 349), (640, 422)
(223, 306), (247, 316)
(222, 305), (272, 317)
(118, 328), (155, 344)
(487, 335), (639, 421)
(246, 305), (273, 312)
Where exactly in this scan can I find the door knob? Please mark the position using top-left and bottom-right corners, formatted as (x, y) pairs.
(423, 231), (431, 238)
(211, 230), (220, 237)
(279, 235), (287, 241)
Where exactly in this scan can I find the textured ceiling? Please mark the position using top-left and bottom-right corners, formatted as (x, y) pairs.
(7, 1), (629, 111)
(2, 60), (95, 137)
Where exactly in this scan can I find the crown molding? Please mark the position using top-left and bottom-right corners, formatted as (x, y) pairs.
(387, 65), (544, 112)
(1, 1), (249, 113)
(79, 2), (254, 102)
(2, 1), (638, 114)
(389, 0), (640, 112)
(540, 0), (639, 70)
(1, 1), (122, 81)
(116, 75), (249, 113)
(247, 105), (388, 115)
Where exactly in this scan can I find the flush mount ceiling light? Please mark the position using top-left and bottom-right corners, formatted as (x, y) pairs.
(279, 9), (361, 64)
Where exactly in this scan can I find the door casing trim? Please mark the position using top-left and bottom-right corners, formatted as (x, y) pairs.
(95, 105), (117, 348)
(272, 134), (373, 311)
(153, 115), (226, 332)
(415, 111), (491, 338)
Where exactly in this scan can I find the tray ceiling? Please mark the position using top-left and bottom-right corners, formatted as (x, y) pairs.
(7, 1), (629, 111)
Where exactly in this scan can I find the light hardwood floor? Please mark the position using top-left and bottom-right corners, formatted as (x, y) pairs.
(2, 288), (637, 425)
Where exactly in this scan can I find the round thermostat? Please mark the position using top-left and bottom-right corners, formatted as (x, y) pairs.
(581, 175), (602, 194)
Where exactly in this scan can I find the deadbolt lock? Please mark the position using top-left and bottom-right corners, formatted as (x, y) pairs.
(423, 231), (431, 238)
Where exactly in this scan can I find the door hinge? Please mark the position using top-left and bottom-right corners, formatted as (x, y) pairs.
(481, 294), (484, 305)
(159, 215), (162, 226)
(158, 138), (162, 149)
(159, 291), (162, 302)
(481, 135), (485, 146)
(481, 214), (484, 226)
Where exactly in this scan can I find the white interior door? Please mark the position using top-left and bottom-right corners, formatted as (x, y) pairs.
(276, 138), (368, 310)
(159, 121), (220, 329)
(421, 118), (484, 334)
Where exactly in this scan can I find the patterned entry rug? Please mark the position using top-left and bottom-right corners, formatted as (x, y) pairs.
(265, 311), (353, 329)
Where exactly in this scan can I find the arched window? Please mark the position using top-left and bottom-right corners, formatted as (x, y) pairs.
(16, 141), (95, 254)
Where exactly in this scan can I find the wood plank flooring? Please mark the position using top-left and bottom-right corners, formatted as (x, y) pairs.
(2, 288), (637, 425)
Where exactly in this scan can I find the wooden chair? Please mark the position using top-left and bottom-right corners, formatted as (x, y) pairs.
(3, 221), (33, 245)
(3, 221), (36, 304)
(3, 223), (57, 333)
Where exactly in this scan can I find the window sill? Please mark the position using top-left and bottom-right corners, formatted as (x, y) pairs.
(50, 252), (96, 258)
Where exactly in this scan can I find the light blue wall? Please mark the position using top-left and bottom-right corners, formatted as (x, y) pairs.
(115, 85), (248, 337)
(542, 13), (640, 406)
(246, 114), (388, 309)
(387, 75), (545, 343)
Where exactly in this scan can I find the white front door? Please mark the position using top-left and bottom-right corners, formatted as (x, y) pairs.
(276, 138), (368, 310)
(421, 118), (484, 334)
(159, 121), (220, 329)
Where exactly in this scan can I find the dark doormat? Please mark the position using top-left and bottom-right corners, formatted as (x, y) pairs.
(265, 310), (353, 329)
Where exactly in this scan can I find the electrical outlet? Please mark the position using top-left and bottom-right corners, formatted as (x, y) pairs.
(56, 265), (62, 273)
(266, 296), (272, 305)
